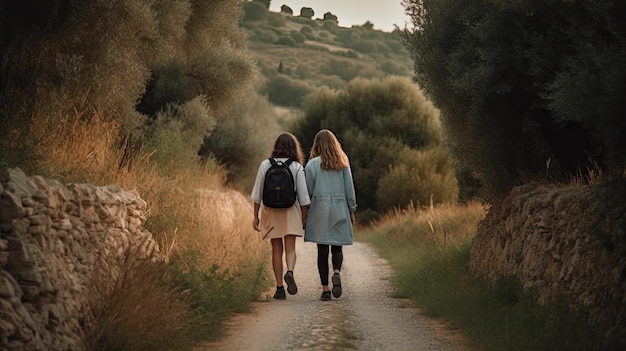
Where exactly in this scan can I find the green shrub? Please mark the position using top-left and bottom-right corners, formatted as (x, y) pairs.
(200, 88), (282, 189)
(242, 1), (268, 21)
(295, 65), (311, 79)
(294, 77), (456, 218)
(322, 20), (339, 34)
(317, 75), (347, 90)
(169, 253), (270, 341)
(376, 147), (458, 211)
(267, 12), (286, 27)
(345, 50), (359, 59)
(300, 25), (313, 35)
(276, 35), (296, 46)
(144, 97), (215, 173)
(321, 59), (363, 81)
(351, 39), (378, 53)
(254, 28), (280, 43)
(380, 59), (410, 76)
(290, 30), (306, 44)
(264, 74), (313, 107)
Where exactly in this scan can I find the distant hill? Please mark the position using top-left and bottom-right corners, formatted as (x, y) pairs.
(240, 6), (414, 108)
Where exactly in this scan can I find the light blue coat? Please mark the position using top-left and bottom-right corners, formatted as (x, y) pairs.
(304, 156), (357, 246)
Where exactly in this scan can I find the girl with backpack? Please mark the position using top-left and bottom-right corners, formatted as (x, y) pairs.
(304, 129), (357, 301)
(251, 133), (310, 300)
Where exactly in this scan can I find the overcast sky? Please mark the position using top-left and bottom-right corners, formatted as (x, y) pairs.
(268, 1), (410, 32)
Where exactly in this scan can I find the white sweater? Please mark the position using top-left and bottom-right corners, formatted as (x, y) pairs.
(250, 158), (311, 206)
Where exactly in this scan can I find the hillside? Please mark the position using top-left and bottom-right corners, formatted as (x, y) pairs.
(240, 8), (414, 109)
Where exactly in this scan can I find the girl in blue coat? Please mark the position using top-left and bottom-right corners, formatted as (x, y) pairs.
(304, 129), (357, 301)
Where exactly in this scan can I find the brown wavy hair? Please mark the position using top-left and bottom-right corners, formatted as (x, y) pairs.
(309, 129), (349, 171)
(271, 132), (305, 164)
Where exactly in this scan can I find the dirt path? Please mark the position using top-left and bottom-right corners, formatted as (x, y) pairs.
(199, 237), (471, 350)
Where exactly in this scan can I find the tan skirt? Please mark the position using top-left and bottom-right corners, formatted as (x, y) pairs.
(259, 201), (304, 240)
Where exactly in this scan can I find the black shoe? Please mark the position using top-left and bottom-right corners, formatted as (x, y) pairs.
(331, 273), (342, 298)
(284, 271), (298, 295)
(320, 291), (331, 301)
(273, 286), (286, 300)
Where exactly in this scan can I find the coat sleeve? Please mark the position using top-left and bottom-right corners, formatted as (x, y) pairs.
(343, 166), (358, 212)
(305, 162), (317, 198)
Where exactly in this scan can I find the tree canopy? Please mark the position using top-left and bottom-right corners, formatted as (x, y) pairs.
(0, 0), (279, 188)
(401, 0), (626, 199)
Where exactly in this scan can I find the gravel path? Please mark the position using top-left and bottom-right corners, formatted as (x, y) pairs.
(200, 237), (470, 351)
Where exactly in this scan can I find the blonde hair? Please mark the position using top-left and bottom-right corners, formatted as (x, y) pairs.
(309, 129), (349, 171)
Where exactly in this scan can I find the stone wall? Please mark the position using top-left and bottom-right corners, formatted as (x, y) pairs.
(469, 183), (626, 347)
(0, 167), (159, 350)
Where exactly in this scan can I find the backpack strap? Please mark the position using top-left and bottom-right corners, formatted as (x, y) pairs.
(269, 158), (294, 166)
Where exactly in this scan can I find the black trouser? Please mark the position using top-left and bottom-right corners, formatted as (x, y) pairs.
(317, 244), (343, 286)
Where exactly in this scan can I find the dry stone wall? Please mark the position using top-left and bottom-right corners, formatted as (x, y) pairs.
(470, 183), (626, 347)
(0, 167), (160, 350)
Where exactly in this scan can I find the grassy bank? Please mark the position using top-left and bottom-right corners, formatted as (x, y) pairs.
(7, 112), (272, 350)
(358, 202), (585, 351)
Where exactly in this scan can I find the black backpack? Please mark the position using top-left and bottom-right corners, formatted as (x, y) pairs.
(262, 158), (297, 208)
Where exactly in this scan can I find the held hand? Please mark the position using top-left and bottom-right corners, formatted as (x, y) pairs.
(253, 218), (260, 232)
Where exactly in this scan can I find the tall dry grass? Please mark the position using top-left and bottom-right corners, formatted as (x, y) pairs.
(20, 111), (271, 349)
(359, 201), (589, 350)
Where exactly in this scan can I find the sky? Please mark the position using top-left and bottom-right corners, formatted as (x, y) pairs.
(268, 1), (410, 32)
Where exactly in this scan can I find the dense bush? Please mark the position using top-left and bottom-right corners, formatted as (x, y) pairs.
(401, 0), (626, 199)
(275, 35), (296, 46)
(294, 77), (457, 220)
(263, 74), (313, 107)
(300, 25), (313, 35)
(201, 86), (282, 190)
(145, 96), (215, 170)
(322, 20), (339, 34)
(377, 147), (458, 210)
(252, 27), (280, 43)
(317, 75), (347, 90)
(242, 1), (268, 21)
(266, 12), (286, 27)
(290, 30), (306, 44)
(321, 59), (364, 81)
(380, 59), (410, 76)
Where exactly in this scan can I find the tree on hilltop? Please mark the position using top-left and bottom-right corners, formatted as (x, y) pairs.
(280, 4), (293, 15)
(299, 7), (314, 19)
(323, 12), (338, 24)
